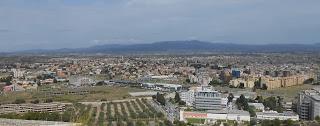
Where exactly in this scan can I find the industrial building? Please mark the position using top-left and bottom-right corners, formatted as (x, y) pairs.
(141, 83), (182, 91)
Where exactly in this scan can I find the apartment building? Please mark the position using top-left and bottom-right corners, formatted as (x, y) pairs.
(297, 87), (320, 120)
(261, 74), (313, 90)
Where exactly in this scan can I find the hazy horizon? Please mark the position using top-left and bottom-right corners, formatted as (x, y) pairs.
(1, 0), (320, 51)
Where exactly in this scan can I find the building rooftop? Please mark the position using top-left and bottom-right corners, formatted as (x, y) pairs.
(207, 109), (250, 115)
(256, 111), (298, 116)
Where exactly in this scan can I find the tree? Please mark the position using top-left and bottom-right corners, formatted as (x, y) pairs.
(304, 78), (314, 84)
(250, 119), (257, 126)
(261, 120), (272, 126)
(263, 97), (277, 110)
(30, 99), (40, 104)
(236, 94), (249, 110)
(239, 83), (245, 89)
(274, 119), (281, 126)
(227, 93), (234, 104)
(283, 119), (294, 126)
(178, 101), (186, 106)
(156, 93), (166, 106)
(209, 80), (221, 86)
(315, 116), (320, 123)
(62, 111), (71, 122)
(136, 120), (145, 126)
(277, 96), (283, 106)
(174, 92), (181, 103)
(186, 78), (191, 83)
(44, 98), (53, 103)
(164, 120), (174, 126)
(159, 122), (165, 126)
(248, 106), (256, 117)
(13, 99), (26, 104)
(252, 83), (257, 92)
(255, 96), (264, 103)
(174, 120), (187, 126)
(262, 84), (268, 90)
(127, 121), (134, 126)
(53, 78), (58, 83)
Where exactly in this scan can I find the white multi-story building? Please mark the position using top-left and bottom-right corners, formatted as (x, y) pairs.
(297, 87), (320, 120)
(180, 86), (222, 110)
(12, 69), (25, 78)
(180, 90), (195, 106)
(194, 86), (221, 110)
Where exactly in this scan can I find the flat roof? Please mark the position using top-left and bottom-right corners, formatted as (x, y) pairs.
(206, 110), (250, 115)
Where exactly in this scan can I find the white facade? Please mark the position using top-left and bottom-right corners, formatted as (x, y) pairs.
(298, 87), (320, 120)
(180, 110), (250, 122)
(248, 103), (265, 112)
(256, 111), (299, 121)
(180, 90), (195, 106)
(12, 69), (25, 78)
(142, 83), (182, 91)
(180, 86), (225, 110)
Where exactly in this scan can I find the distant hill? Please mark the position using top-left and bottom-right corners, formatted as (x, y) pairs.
(11, 40), (320, 54)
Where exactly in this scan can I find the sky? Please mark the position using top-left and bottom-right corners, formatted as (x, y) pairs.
(0, 0), (320, 52)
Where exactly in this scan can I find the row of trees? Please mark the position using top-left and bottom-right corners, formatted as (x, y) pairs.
(106, 103), (113, 121)
(12, 98), (53, 104)
(255, 95), (284, 113)
(135, 99), (150, 118)
(98, 112), (104, 126)
(0, 112), (63, 121)
(97, 103), (105, 126)
(87, 107), (97, 126)
(260, 119), (296, 126)
(125, 101), (137, 119)
(120, 102), (129, 120)
(154, 93), (166, 105)
(141, 98), (164, 118)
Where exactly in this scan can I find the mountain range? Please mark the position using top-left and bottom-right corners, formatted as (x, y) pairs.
(10, 40), (320, 55)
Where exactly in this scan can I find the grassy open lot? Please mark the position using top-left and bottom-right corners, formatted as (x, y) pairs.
(257, 84), (318, 102)
(0, 86), (147, 103)
(0, 91), (33, 104)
